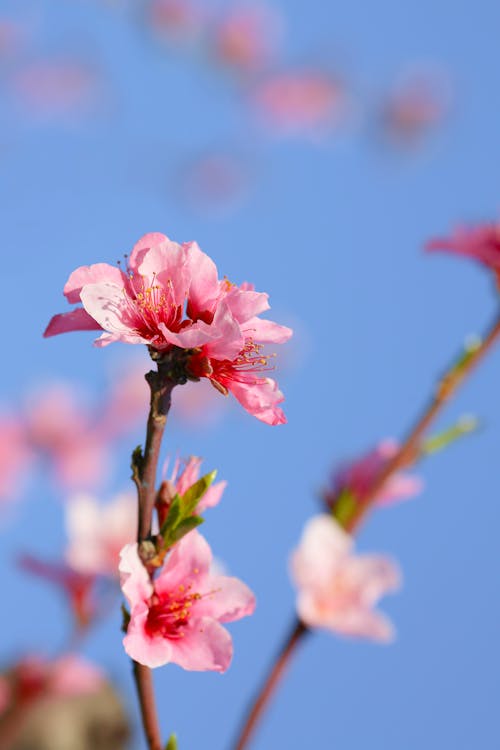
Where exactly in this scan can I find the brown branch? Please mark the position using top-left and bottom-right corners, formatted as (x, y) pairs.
(233, 313), (500, 750)
(232, 619), (308, 750)
(130, 362), (176, 750)
(345, 313), (500, 532)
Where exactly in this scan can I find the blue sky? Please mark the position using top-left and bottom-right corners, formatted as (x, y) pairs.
(1, 0), (500, 748)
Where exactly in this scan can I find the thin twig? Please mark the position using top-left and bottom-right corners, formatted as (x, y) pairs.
(233, 313), (500, 750)
(130, 363), (176, 750)
(232, 620), (308, 750)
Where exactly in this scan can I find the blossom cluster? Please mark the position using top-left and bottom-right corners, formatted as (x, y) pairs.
(45, 232), (292, 425)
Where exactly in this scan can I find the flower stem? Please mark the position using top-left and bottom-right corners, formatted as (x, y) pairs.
(232, 619), (308, 750)
(345, 312), (500, 532)
(233, 313), (500, 750)
(130, 363), (176, 750)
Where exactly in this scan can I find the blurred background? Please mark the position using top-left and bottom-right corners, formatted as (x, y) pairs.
(1, 0), (500, 747)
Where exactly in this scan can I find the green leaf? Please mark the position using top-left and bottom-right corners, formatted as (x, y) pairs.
(180, 470), (217, 515)
(422, 415), (480, 456)
(165, 733), (178, 750)
(160, 495), (182, 539)
(331, 489), (357, 528)
(169, 515), (204, 544)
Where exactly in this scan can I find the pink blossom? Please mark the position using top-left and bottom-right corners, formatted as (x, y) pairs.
(0, 416), (31, 504)
(65, 492), (136, 578)
(291, 515), (401, 641)
(119, 531), (255, 670)
(325, 439), (423, 510)
(426, 222), (500, 275)
(44, 232), (292, 425)
(251, 70), (346, 137)
(3, 655), (103, 705)
(147, 0), (205, 43)
(211, 5), (283, 72)
(380, 69), (450, 146)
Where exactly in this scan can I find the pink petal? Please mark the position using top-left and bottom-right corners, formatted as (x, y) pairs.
(225, 376), (287, 425)
(318, 605), (396, 643)
(158, 319), (224, 350)
(50, 655), (104, 695)
(242, 316), (293, 343)
(201, 303), (244, 360)
(44, 308), (103, 338)
(196, 480), (227, 513)
(291, 514), (352, 590)
(128, 232), (170, 272)
(185, 241), (220, 317)
(154, 530), (212, 597)
(168, 616), (233, 672)
(197, 574), (255, 623)
(123, 603), (174, 668)
(137, 241), (190, 307)
(64, 263), (127, 304)
(224, 288), (270, 323)
(119, 544), (153, 605)
(174, 456), (202, 496)
(80, 282), (141, 337)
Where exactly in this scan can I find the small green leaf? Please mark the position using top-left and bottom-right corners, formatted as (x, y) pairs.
(165, 733), (178, 750)
(170, 515), (204, 544)
(160, 495), (182, 539)
(422, 415), (479, 456)
(331, 489), (357, 528)
(180, 470), (217, 515)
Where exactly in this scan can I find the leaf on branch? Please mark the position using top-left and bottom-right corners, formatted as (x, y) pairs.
(165, 734), (178, 750)
(421, 414), (480, 456)
(179, 470), (217, 515)
(331, 489), (357, 528)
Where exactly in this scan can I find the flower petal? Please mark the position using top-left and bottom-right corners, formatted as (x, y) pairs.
(119, 543), (153, 605)
(44, 308), (103, 338)
(198, 574), (255, 623)
(168, 616), (233, 672)
(242, 317), (293, 344)
(154, 530), (212, 597)
(224, 376), (287, 425)
(185, 241), (220, 318)
(64, 264), (127, 304)
(123, 603), (174, 668)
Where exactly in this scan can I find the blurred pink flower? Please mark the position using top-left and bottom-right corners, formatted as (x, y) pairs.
(44, 232), (292, 424)
(11, 59), (100, 118)
(291, 515), (401, 641)
(119, 531), (255, 670)
(0, 417), (31, 504)
(380, 70), (450, 146)
(65, 492), (136, 577)
(325, 439), (423, 510)
(147, 0), (204, 40)
(211, 4), (283, 73)
(1, 654), (104, 709)
(157, 456), (226, 527)
(426, 222), (500, 276)
(19, 554), (97, 628)
(251, 70), (346, 137)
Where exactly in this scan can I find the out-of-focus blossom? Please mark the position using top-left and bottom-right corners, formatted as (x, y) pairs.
(178, 151), (252, 217)
(211, 4), (283, 73)
(146, 0), (205, 44)
(65, 492), (136, 578)
(291, 515), (401, 641)
(0, 417), (32, 505)
(426, 222), (500, 277)
(23, 371), (146, 491)
(324, 439), (423, 511)
(19, 555), (97, 628)
(251, 69), (346, 137)
(0, 19), (24, 61)
(157, 456), (226, 526)
(379, 70), (450, 146)
(1, 655), (104, 710)
(119, 531), (255, 670)
(44, 232), (292, 424)
(11, 59), (101, 119)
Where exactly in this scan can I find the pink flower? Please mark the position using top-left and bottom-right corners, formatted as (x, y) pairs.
(3, 655), (103, 706)
(251, 70), (346, 137)
(211, 4), (283, 72)
(119, 531), (255, 670)
(157, 456), (226, 526)
(325, 439), (423, 510)
(65, 492), (136, 578)
(291, 515), (401, 641)
(0, 416), (31, 504)
(44, 232), (292, 425)
(426, 222), (500, 275)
